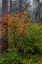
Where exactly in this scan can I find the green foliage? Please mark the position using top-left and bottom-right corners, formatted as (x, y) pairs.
(0, 48), (23, 64)
(28, 23), (42, 54)
(18, 23), (42, 56)
(0, 23), (42, 64)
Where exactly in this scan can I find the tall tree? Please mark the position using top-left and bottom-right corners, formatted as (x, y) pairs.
(0, 0), (8, 54)
(10, 0), (12, 14)
(19, 0), (22, 12)
(19, 0), (30, 12)
(38, 0), (40, 21)
(2, 0), (8, 16)
(33, 0), (40, 22)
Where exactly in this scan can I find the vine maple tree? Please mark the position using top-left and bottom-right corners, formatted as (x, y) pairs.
(0, 11), (31, 48)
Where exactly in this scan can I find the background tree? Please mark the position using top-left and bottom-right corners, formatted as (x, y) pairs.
(32, 0), (42, 22)
(19, 0), (22, 12)
(9, 0), (30, 14)
(38, 0), (40, 21)
(10, 0), (12, 14)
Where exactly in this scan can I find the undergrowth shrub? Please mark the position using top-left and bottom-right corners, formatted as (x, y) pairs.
(17, 23), (42, 56)
(0, 23), (42, 64)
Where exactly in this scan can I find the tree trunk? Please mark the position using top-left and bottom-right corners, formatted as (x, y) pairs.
(38, 0), (40, 22)
(19, 0), (22, 12)
(10, 0), (12, 14)
(2, 0), (8, 16)
(0, 0), (8, 54)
